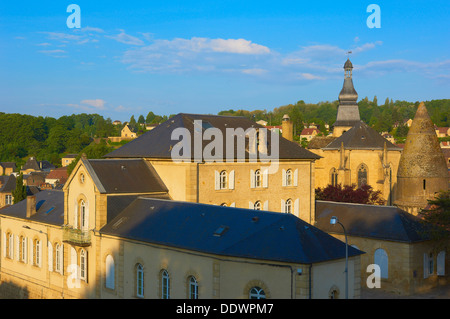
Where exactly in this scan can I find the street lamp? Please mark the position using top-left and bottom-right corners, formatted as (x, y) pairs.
(330, 216), (348, 299)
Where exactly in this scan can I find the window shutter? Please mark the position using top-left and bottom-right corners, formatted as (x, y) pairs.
(48, 242), (53, 272)
(84, 201), (89, 231)
(249, 201), (254, 209)
(437, 251), (445, 276)
(60, 244), (64, 274)
(423, 254), (429, 279)
(29, 238), (33, 264)
(15, 235), (20, 261)
(38, 240), (43, 267)
(263, 200), (269, 211)
(282, 169), (286, 187)
(250, 170), (255, 188)
(71, 246), (77, 277)
(214, 171), (220, 190)
(281, 199), (285, 213)
(229, 170), (235, 190)
(2, 232), (6, 258)
(294, 169), (298, 186)
(262, 169), (268, 188)
(10, 234), (14, 259)
(294, 198), (299, 216)
(74, 202), (78, 228)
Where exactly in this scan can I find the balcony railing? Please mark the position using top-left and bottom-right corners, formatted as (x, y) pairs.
(63, 226), (91, 246)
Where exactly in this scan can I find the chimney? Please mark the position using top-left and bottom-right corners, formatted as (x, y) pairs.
(257, 128), (268, 154)
(26, 195), (36, 218)
(281, 114), (293, 141)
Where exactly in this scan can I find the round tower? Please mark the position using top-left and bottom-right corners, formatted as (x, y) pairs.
(281, 114), (293, 141)
(394, 102), (449, 215)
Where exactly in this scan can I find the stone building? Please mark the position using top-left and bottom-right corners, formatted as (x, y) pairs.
(395, 102), (449, 215)
(308, 59), (402, 204)
(315, 200), (448, 296)
(105, 113), (320, 224)
(0, 154), (362, 299)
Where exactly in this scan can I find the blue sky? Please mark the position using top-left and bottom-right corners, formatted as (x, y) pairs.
(0, 0), (449, 122)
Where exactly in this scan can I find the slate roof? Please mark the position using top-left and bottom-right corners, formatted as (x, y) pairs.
(82, 158), (169, 194)
(22, 157), (55, 171)
(105, 113), (320, 161)
(0, 175), (16, 193)
(0, 190), (64, 226)
(324, 121), (402, 151)
(101, 198), (363, 264)
(0, 162), (16, 170)
(315, 200), (431, 243)
(307, 136), (337, 149)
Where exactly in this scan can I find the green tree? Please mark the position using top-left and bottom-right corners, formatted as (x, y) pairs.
(13, 173), (27, 204)
(419, 191), (450, 251)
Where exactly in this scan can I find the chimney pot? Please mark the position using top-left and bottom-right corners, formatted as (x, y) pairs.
(26, 195), (36, 218)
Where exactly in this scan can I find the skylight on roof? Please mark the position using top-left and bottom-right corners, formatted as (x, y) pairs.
(213, 225), (229, 237)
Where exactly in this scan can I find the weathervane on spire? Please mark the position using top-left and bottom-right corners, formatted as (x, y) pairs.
(346, 51), (352, 58)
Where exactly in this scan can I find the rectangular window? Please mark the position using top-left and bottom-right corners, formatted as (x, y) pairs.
(5, 195), (12, 205)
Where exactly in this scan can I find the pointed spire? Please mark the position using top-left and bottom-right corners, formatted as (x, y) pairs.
(397, 102), (447, 179)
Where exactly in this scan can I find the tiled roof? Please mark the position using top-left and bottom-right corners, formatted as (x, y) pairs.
(323, 121), (402, 151)
(101, 198), (363, 264)
(105, 113), (320, 161)
(315, 200), (432, 243)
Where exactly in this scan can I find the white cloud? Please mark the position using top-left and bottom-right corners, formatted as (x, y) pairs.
(81, 99), (106, 110)
(122, 36), (271, 74)
(242, 68), (268, 75)
(300, 73), (325, 80)
(106, 30), (145, 46)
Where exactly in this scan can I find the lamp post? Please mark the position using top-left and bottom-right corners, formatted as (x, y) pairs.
(330, 216), (348, 299)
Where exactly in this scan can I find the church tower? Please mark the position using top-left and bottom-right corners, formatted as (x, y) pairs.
(332, 58), (361, 137)
(394, 102), (449, 215)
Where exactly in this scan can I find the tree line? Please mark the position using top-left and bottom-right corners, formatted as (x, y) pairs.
(1, 98), (448, 169)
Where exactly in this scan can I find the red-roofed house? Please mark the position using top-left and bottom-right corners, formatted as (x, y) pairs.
(45, 167), (68, 187)
(300, 128), (320, 141)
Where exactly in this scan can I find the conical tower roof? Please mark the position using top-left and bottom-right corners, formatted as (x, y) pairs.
(397, 102), (447, 178)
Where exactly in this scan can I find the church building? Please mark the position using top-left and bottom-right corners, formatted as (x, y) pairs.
(308, 59), (402, 204)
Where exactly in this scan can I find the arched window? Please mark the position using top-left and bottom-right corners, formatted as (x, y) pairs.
(329, 286), (340, 299)
(136, 264), (144, 298)
(20, 235), (27, 263)
(285, 169), (293, 186)
(249, 287), (266, 299)
(188, 276), (198, 299)
(374, 248), (388, 279)
(254, 201), (261, 210)
(34, 239), (41, 267)
(105, 255), (115, 290)
(357, 164), (368, 188)
(161, 270), (170, 299)
(330, 168), (338, 186)
(219, 171), (227, 189)
(285, 199), (292, 214)
(79, 200), (88, 231)
(7, 232), (13, 259)
(55, 243), (62, 273)
(80, 249), (87, 281)
(254, 169), (261, 188)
